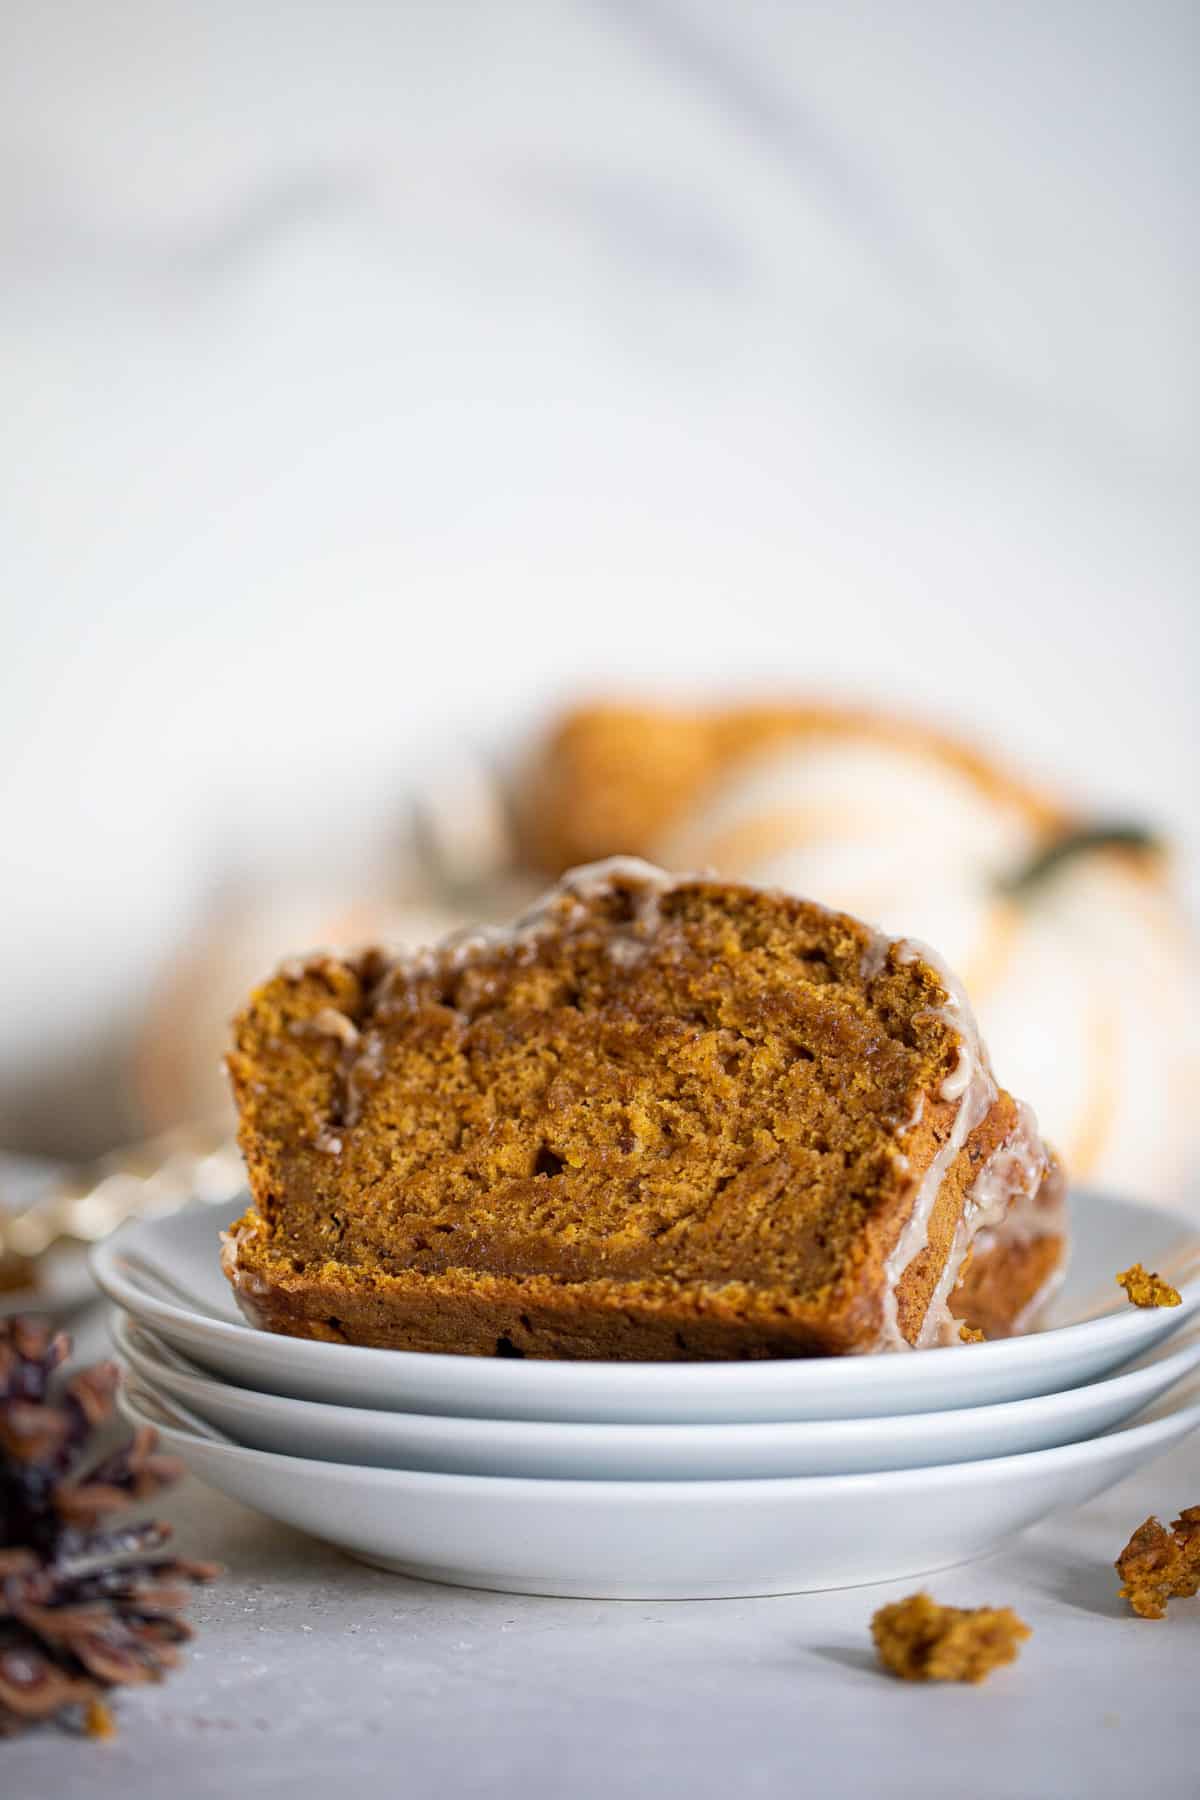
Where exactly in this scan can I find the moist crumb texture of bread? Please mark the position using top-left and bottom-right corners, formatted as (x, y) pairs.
(871, 1593), (1031, 1683)
(223, 859), (1066, 1360)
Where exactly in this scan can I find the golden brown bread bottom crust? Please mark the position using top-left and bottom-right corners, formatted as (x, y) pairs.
(223, 1228), (1066, 1359)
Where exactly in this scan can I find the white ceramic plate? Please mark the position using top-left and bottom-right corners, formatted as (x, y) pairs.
(120, 1376), (1200, 1598)
(92, 1193), (1200, 1422)
(113, 1310), (1200, 1480)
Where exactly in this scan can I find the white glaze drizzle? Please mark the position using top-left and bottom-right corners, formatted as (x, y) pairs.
(902, 1092), (926, 1135)
(290, 1006), (361, 1049)
(858, 931), (894, 982)
(343, 1026), (388, 1129)
(219, 1219), (271, 1303)
(555, 856), (680, 904)
(869, 925), (1062, 1351)
(963, 1151), (1069, 1338)
(918, 1102), (1053, 1347)
(376, 858), (682, 990)
(973, 1150), (1067, 1252)
(874, 938), (999, 1351)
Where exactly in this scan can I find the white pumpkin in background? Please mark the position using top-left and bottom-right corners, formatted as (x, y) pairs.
(658, 732), (1200, 1209)
(524, 701), (1200, 1213)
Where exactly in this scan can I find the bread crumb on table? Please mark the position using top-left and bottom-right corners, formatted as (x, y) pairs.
(1116, 1508), (1200, 1618)
(958, 1323), (986, 1343)
(870, 1592), (1030, 1683)
(1115, 1263), (1181, 1308)
(84, 1698), (116, 1741)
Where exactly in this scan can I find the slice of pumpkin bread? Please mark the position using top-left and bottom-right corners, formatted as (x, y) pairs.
(223, 860), (1065, 1359)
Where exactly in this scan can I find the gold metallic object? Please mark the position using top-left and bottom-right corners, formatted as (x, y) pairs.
(0, 1123), (244, 1276)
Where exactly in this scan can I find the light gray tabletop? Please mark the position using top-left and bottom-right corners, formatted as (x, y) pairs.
(8, 1309), (1199, 1800)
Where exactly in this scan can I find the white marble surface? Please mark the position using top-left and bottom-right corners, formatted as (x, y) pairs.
(6, 1392), (1199, 1800)
(1, 2), (1198, 1150)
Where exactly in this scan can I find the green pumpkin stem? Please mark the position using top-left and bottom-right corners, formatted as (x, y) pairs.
(998, 823), (1163, 898)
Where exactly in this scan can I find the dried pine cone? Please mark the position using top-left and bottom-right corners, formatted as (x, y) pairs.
(0, 1317), (218, 1737)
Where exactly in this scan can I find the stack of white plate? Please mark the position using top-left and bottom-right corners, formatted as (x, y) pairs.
(93, 1192), (1200, 1599)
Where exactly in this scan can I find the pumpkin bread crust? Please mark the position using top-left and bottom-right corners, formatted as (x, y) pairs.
(224, 862), (1065, 1360)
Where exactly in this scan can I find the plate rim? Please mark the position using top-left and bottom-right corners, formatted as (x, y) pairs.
(92, 1189), (1200, 1395)
(111, 1307), (1200, 1444)
(118, 1372), (1200, 1502)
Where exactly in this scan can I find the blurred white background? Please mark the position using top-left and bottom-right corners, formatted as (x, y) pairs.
(2, 1), (1196, 1152)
